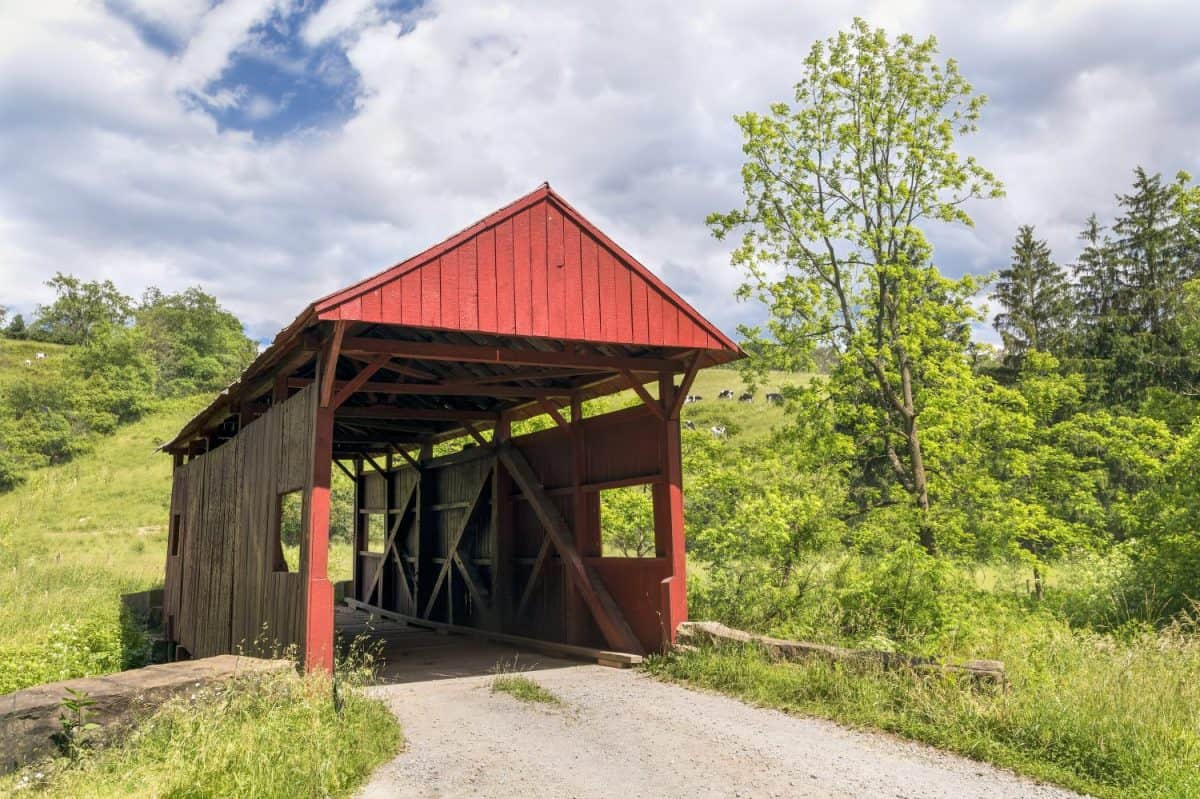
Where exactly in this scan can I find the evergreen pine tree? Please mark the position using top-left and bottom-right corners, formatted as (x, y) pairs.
(1110, 168), (1198, 398)
(991, 225), (1071, 367)
(1070, 214), (1125, 398)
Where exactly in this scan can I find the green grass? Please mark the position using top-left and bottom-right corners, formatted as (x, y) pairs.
(490, 659), (562, 705)
(0, 396), (207, 693)
(1, 668), (401, 798)
(0, 340), (71, 388)
(647, 619), (1200, 799)
(0, 390), (397, 796)
(591, 367), (808, 443)
(491, 674), (562, 705)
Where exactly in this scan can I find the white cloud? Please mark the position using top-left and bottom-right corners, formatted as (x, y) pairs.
(301, 0), (384, 46)
(2, 0), (1200, 345)
(169, 0), (291, 94)
(109, 0), (215, 43)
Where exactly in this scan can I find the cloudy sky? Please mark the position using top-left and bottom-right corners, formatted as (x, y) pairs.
(2, 1), (1199, 345)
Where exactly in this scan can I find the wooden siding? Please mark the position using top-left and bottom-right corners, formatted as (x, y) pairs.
(315, 189), (734, 352)
(162, 385), (317, 658)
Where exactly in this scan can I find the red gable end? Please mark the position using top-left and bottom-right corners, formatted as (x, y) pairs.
(314, 184), (738, 353)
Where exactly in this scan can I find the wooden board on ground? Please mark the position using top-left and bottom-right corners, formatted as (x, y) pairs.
(344, 598), (642, 668)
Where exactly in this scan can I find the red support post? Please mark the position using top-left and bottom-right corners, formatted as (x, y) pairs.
(304, 401), (336, 672)
(657, 373), (688, 646)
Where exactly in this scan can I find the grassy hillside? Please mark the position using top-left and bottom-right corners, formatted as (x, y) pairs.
(602, 367), (807, 442)
(0, 396), (205, 692)
(0, 339), (71, 386)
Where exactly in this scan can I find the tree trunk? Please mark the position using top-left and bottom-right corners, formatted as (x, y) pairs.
(907, 420), (935, 555)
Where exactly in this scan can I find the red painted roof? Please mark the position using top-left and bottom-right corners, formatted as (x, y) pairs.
(313, 184), (739, 352)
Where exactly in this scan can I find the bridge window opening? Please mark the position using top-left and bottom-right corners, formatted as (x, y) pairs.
(599, 484), (657, 558)
(169, 513), (182, 557)
(274, 489), (303, 573)
(366, 512), (387, 553)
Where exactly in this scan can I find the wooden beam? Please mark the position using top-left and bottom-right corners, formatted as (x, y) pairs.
(361, 479), (419, 604)
(319, 321), (347, 408)
(303, 403), (336, 672)
(621, 369), (666, 420)
(515, 536), (553, 618)
(363, 453), (388, 477)
(346, 354), (438, 382)
(331, 354), (391, 409)
(337, 406), (496, 422)
(452, 551), (492, 610)
(497, 444), (644, 655)
(461, 421), (489, 448)
(538, 398), (570, 429)
(334, 460), (356, 481)
(392, 447), (421, 471)
(667, 353), (703, 419)
(421, 465), (494, 619)
(291, 377), (566, 399)
(341, 337), (686, 373)
(454, 366), (600, 385)
(345, 600), (642, 665)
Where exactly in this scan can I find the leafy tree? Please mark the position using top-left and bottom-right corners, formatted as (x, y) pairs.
(600, 485), (656, 557)
(709, 18), (1002, 553)
(991, 225), (1071, 367)
(31, 273), (133, 345)
(136, 287), (258, 396)
(1132, 418), (1200, 619)
(69, 323), (156, 430)
(4, 313), (27, 339)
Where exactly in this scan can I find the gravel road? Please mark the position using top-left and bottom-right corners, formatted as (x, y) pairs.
(358, 656), (1084, 799)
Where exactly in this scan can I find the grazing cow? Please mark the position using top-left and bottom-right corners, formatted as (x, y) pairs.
(718, 389), (735, 399)
(765, 392), (784, 405)
(35, 352), (46, 360)
(684, 420), (696, 430)
(738, 392), (754, 402)
(23, 359), (32, 367)
(684, 394), (703, 404)
(710, 425), (727, 438)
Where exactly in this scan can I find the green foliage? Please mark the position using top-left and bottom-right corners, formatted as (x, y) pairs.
(31, 273), (134, 345)
(599, 485), (655, 557)
(4, 312), (28, 339)
(710, 18), (1003, 553)
(1069, 170), (1200, 406)
(4, 669), (401, 798)
(648, 621), (1200, 799)
(0, 280), (256, 492)
(490, 662), (563, 705)
(0, 398), (201, 693)
(990, 225), (1072, 366)
(136, 286), (258, 396)
(56, 687), (102, 760)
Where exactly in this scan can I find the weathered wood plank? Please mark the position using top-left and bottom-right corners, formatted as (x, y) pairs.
(497, 444), (644, 655)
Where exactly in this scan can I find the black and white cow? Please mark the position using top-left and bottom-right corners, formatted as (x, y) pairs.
(765, 392), (784, 405)
(718, 389), (735, 399)
(738, 392), (754, 402)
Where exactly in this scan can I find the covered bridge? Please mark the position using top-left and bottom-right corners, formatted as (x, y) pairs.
(160, 184), (742, 670)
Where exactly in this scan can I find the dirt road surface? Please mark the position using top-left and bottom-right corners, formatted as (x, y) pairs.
(357, 642), (1084, 799)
